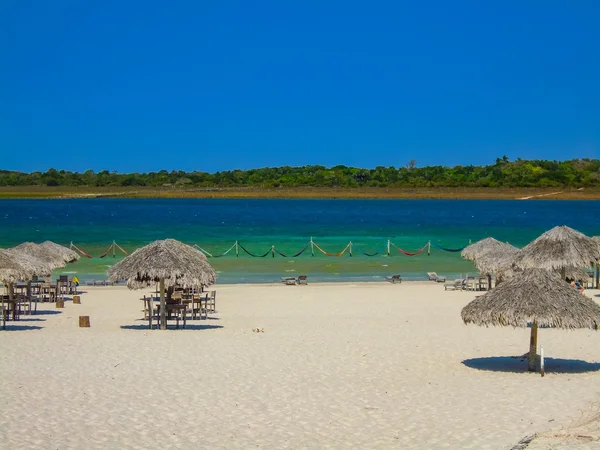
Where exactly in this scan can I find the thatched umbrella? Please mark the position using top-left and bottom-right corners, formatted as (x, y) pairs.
(107, 239), (217, 330)
(4, 249), (54, 277)
(513, 226), (599, 279)
(5, 243), (60, 301)
(473, 244), (520, 283)
(39, 241), (80, 264)
(593, 236), (600, 289)
(0, 250), (39, 328)
(0, 250), (36, 284)
(10, 242), (66, 270)
(462, 238), (518, 288)
(563, 266), (591, 283)
(462, 268), (600, 372)
(461, 237), (506, 261)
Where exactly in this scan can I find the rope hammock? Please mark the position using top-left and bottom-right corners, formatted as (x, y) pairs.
(391, 242), (429, 257)
(313, 242), (350, 257)
(353, 245), (387, 257)
(70, 242), (93, 258)
(432, 243), (466, 252)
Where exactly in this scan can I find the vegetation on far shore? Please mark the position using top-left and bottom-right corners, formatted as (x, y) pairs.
(1, 157), (600, 199)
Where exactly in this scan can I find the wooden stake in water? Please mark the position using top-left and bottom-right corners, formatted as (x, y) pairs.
(540, 345), (545, 377)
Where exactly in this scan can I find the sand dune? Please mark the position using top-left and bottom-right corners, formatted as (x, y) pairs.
(1, 283), (599, 449)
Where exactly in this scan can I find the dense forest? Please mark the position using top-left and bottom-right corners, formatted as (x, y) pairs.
(1, 157), (599, 189)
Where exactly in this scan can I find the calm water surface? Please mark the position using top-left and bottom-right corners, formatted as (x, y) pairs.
(1, 199), (598, 283)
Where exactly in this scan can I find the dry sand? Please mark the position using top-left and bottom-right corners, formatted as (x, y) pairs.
(1, 282), (599, 449)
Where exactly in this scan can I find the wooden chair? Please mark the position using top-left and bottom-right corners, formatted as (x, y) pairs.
(192, 294), (208, 320)
(142, 296), (160, 329)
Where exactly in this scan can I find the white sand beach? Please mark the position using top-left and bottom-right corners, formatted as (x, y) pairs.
(1, 282), (599, 449)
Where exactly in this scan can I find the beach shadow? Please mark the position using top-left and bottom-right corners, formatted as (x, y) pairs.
(18, 317), (46, 322)
(33, 310), (62, 316)
(462, 356), (600, 374)
(120, 324), (223, 331)
(2, 325), (43, 331)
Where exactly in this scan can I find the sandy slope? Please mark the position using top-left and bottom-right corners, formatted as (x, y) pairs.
(1, 282), (599, 449)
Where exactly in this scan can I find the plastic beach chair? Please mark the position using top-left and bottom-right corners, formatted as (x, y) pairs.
(385, 275), (402, 283)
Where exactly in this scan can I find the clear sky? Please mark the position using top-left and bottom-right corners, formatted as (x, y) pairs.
(1, 1), (598, 173)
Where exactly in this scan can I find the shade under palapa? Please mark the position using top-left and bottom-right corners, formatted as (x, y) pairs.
(513, 226), (599, 272)
(461, 268), (600, 372)
(39, 241), (80, 264)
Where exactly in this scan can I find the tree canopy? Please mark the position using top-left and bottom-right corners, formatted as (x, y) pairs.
(1, 157), (599, 189)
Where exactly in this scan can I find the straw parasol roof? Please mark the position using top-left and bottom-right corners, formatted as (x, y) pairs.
(0, 250), (36, 283)
(10, 242), (66, 270)
(462, 269), (600, 329)
(461, 237), (507, 262)
(39, 241), (80, 264)
(4, 249), (54, 277)
(513, 226), (599, 271)
(108, 238), (216, 289)
(563, 266), (591, 282)
(461, 268), (600, 371)
(470, 242), (519, 276)
(593, 236), (600, 254)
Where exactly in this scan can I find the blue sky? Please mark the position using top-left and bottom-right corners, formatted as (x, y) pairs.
(1, 1), (598, 173)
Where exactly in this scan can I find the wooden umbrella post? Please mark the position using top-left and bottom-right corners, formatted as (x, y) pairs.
(159, 278), (166, 330)
(528, 321), (538, 372)
(540, 345), (545, 377)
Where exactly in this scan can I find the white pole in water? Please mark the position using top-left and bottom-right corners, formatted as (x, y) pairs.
(387, 240), (390, 256)
(540, 345), (545, 377)
(235, 241), (239, 257)
(349, 241), (352, 257)
(310, 237), (314, 257)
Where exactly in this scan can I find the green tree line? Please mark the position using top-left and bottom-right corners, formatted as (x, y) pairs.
(1, 157), (600, 188)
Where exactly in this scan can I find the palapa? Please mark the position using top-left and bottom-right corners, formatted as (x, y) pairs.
(461, 237), (507, 262)
(0, 250), (36, 284)
(563, 266), (591, 283)
(461, 268), (600, 372)
(39, 241), (80, 264)
(108, 239), (217, 330)
(4, 248), (54, 277)
(593, 236), (600, 289)
(461, 238), (518, 287)
(10, 242), (66, 270)
(512, 226), (599, 275)
(473, 244), (520, 281)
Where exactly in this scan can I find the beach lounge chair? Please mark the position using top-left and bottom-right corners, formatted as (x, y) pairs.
(385, 275), (402, 283)
(427, 272), (446, 282)
(281, 276), (297, 286)
(297, 275), (308, 285)
(444, 279), (465, 291)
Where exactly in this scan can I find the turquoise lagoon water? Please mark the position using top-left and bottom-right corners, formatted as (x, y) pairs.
(0, 199), (598, 283)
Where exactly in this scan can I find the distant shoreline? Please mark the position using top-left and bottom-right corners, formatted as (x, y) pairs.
(0, 186), (599, 200)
